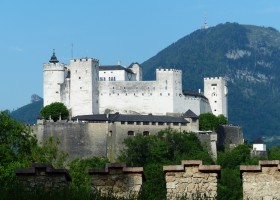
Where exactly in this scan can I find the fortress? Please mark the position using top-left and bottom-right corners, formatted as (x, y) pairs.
(44, 51), (228, 118)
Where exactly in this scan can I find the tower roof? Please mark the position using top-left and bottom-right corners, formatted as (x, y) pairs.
(49, 49), (59, 64)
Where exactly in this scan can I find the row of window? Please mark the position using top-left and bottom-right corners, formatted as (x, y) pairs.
(120, 121), (185, 126)
(128, 131), (150, 136)
(100, 93), (182, 96)
(100, 77), (116, 81)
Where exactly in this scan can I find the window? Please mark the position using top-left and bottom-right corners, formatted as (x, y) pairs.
(166, 122), (170, 125)
(79, 77), (81, 79)
(215, 101), (217, 103)
(121, 121), (125, 124)
(160, 93), (162, 96)
(152, 122), (156, 125)
(136, 122), (141, 125)
(158, 122), (164, 125)
(143, 131), (149, 136)
(173, 122), (179, 126)
(80, 87), (82, 89)
(143, 122), (149, 125)
(128, 131), (134, 136)
(127, 121), (134, 125)
(108, 131), (112, 137)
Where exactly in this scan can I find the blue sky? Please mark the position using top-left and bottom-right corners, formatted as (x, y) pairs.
(1, 0), (280, 111)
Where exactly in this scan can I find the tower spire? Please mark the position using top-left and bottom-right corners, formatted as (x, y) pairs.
(49, 49), (59, 63)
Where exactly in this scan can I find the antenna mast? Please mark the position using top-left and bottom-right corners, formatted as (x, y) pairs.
(71, 43), (73, 58)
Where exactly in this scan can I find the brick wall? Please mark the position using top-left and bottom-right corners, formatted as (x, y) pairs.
(240, 160), (280, 199)
(88, 163), (144, 199)
(15, 163), (71, 191)
(163, 160), (220, 200)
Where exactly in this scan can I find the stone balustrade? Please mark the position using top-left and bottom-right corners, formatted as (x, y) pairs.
(88, 163), (144, 199)
(163, 160), (220, 200)
(15, 163), (71, 191)
(240, 160), (280, 200)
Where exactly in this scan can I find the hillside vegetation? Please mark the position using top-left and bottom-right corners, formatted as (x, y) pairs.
(142, 22), (280, 144)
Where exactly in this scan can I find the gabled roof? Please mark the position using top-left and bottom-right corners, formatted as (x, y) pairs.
(99, 65), (134, 74)
(72, 113), (189, 123)
(183, 91), (208, 100)
(183, 109), (198, 119)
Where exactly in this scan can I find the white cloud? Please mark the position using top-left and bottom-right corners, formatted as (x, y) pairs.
(10, 46), (23, 52)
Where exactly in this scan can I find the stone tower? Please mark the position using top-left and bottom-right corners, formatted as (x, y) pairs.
(69, 58), (99, 117)
(43, 50), (67, 107)
(203, 77), (228, 118)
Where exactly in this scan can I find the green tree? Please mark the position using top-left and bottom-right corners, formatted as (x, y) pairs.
(68, 157), (108, 192)
(199, 113), (228, 131)
(118, 128), (213, 200)
(217, 114), (228, 125)
(0, 111), (37, 185)
(40, 102), (69, 121)
(217, 144), (260, 200)
(31, 137), (67, 168)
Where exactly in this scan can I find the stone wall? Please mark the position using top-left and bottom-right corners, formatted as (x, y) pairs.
(240, 160), (280, 199)
(88, 163), (144, 199)
(217, 125), (244, 150)
(15, 163), (71, 191)
(163, 160), (220, 200)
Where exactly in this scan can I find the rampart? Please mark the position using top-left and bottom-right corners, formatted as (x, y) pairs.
(15, 163), (71, 191)
(88, 163), (144, 199)
(240, 160), (280, 200)
(163, 160), (220, 200)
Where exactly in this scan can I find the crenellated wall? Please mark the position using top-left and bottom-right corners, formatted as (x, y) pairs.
(240, 160), (280, 200)
(163, 160), (220, 200)
(88, 163), (144, 199)
(15, 163), (71, 191)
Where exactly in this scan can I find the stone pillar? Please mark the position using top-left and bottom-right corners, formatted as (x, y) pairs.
(163, 160), (220, 200)
(89, 163), (144, 199)
(15, 163), (71, 191)
(240, 160), (280, 199)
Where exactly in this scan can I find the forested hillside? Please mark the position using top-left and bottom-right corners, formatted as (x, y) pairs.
(142, 22), (280, 144)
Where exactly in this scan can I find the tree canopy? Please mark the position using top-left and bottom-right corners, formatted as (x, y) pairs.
(40, 102), (69, 121)
(199, 113), (228, 131)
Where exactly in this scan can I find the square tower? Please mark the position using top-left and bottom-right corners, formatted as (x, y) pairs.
(204, 77), (228, 118)
(69, 58), (99, 117)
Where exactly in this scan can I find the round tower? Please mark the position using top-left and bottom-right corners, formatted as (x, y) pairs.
(43, 50), (67, 106)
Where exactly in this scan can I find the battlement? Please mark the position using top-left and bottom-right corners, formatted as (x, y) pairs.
(156, 68), (182, 73)
(204, 77), (224, 80)
(44, 63), (66, 71)
(70, 58), (99, 64)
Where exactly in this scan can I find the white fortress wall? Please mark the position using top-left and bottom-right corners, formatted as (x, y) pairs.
(60, 77), (70, 109)
(99, 80), (174, 115)
(204, 77), (228, 117)
(43, 63), (66, 106)
(129, 63), (142, 81)
(69, 58), (99, 117)
(99, 69), (136, 81)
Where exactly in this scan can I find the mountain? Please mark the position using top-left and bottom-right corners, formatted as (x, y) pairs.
(141, 22), (280, 145)
(10, 97), (43, 125)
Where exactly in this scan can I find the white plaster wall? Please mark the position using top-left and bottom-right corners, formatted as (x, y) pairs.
(69, 58), (99, 117)
(204, 77), (228, 118)
(130, 63), (142, 81)
(99, 80), (174, 115)
(43, 63), (66, 106)
(99, 70), (136, 81)
(60, 78), (70, 109)
(253, 144), (266, 151)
